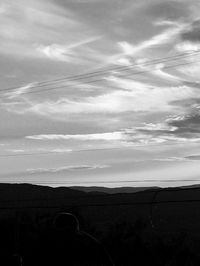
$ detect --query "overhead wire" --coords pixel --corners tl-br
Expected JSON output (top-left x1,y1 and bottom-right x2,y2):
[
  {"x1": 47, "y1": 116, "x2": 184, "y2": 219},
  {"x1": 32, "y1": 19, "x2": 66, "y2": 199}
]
[
  {"x1": 0, "y1": 184, "x2": 200, "y2": 204},
  {"x1": 1, "y1": 52, "x2": 200, "y2": 187},
  {"x1": 0, "y1": 50, "x2": 200, "y2": 95},
  {"x1": 0, "y1": 139, "x2": 199, "y2": 157},
  {"x1": 0, "y1": 58, "x2": 198, "y2": 99},
  {"x1": 0, "y1": 183, "x2": 199, "y2": 215},
  {"x1": 19, "y1": 180, "x2": 200, "y2": 185},
  {"x1": 1, "y1": 180, "x2": 200, "y2": 186},
  {"x1": 22, "y1": 50, "x2": 200, "y2": 87},
  {"x1": 0, "y1": 198, "x2": 200, "y2": 210},
  {"x1": 7, "y1": 58, "x2": 200, "y2": 96}
]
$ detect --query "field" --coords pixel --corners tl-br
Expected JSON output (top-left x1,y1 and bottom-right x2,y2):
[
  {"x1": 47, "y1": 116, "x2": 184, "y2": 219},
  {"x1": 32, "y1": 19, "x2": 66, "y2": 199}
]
[{"x1": 0, "y1": 183, "x2": 200, "y2": 265}]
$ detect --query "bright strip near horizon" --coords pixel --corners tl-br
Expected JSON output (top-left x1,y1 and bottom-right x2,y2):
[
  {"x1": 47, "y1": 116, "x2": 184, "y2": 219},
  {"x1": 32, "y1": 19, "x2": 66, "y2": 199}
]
[{"x1": 1, "y1": 0, "x2": 200, "y2": 187}]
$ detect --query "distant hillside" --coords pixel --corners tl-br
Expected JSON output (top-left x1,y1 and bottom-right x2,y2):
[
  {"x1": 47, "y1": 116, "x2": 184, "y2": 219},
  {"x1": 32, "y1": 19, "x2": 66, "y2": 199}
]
[
  {"x1": 1, "y1": 183, "x2": 200, "y2": 235},
  {"x1": 70, "y1": 186, "x2": 158, "y2": 194},
  {"x1": 0, "y1": 183, "x2": 85, "y2": 200},
  {"x1": 0, "y1": 184, "x2": 160, "y2": 205}
]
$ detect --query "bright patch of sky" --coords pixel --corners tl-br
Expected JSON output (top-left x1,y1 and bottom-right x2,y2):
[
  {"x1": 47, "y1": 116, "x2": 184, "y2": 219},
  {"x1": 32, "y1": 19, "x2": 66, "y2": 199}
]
[{"x1": 1, "y1": 0, "x2": 200, "y2": 187}]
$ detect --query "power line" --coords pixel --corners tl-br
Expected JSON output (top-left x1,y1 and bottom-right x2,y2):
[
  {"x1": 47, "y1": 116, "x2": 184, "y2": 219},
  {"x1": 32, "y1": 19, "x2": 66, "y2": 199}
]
[
  {"x1": 1, "y1": 54, "x2": 200, "y2": 187},
  {"x1": 1, "y1": 180, "x2": 200, "y2": 186},
  {"x1": 1, "y1": 198, "x2": 200, "y2": 210},
  {"x1": 0, "y1": 140, "x2": 199, "y2": 157},
  {"x1": 23, "y1": 50, "x2": 200, "y2": 87},
  {"x1": 0, "y1": 183, "x2": 199, "y2": 208},
  {"x1": 0, "y1": 50, "x2": 199, "y2": 96},
  {"x1": 1, "y1": 50, "x2": 197, "y2": 92},
  {"x1": 0, "y1": 151, "x2": 71, "y2": 157},
  {"x1": 0, "y1": 184, "x2": 198, "y2": 203},
  {"x1": 6, "y1": 58, "x2": 200, "y2": 97},
  {"x1": 24, "y1": 180, "x2": 200, "y2": 184},
  {"x1": 0, "y1": 59, "x2": 196, "y2": 99}
]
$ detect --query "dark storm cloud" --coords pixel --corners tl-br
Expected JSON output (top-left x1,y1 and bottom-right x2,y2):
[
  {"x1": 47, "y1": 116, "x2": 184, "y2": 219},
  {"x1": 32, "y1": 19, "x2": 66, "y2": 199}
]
[
  {"x1": 169, "y1": 98, "x2": 200, "y2": 108},
  {"x1": 134, "y1": 128, "x2": 175, "y2": 136},
  {"x1": 129, "y1": 112, "x2": 200, "y2": 143},
  {"x1": 183, "y1": 81, "x2": 200, "y2": 90},
  {"x1": 168, "y1": 113, "x2": 200, "y2": 131},
  {"x1": 181, "y1": 20, "x2": 200, "y2": 42},
  {"x1": 185, "y1": 155, "x2": 200, "y2": 160},
  {"x1": 146, "y1": 1, "x2": 189, "y2": 21}
]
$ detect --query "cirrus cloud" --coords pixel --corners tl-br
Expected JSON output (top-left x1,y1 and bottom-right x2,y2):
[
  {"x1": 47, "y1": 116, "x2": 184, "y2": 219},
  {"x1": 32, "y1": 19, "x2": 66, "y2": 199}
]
[
  {"x1": 27, "y1": 164, "x2": 110, "y2": 174},
  {"x1": 26, "y1": 132, "x2": 124, "y2": 141}
]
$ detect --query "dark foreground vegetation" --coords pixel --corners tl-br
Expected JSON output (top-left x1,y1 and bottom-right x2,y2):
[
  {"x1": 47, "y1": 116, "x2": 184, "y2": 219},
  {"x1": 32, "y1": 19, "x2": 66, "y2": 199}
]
[{"x1": 1, "y1": 183, "x2": 200, "y2": 265}]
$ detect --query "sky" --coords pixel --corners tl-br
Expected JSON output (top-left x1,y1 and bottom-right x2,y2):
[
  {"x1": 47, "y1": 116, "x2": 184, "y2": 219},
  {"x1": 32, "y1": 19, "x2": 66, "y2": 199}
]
[{"x1": 1, "y1": 0, "x2": 200, "y2": 187}]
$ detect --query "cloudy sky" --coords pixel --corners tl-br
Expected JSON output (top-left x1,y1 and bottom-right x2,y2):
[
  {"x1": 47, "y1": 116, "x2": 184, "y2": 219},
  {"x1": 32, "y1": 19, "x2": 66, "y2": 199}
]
[{"x1": 1, "y1": 0, "x2": 200, "y2": 187}]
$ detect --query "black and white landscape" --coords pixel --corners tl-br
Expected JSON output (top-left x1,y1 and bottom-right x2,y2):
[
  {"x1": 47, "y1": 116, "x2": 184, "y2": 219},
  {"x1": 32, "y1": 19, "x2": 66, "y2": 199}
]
[{"x1": 1, "y1": 0, "x2": 200, "y2": 265}]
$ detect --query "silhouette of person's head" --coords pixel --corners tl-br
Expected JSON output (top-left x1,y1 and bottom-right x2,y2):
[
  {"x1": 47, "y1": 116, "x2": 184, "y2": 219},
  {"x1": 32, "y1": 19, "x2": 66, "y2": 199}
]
[{"x1": 53, "y1": 212, "x2": 79, "y2": 233}]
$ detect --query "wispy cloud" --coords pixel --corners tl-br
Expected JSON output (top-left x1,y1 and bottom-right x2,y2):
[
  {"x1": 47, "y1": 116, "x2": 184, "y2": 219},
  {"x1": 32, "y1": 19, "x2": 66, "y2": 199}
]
[
  {"x1": 154, "y1": 20, "x2": 181, "y2": 27},
  {"x1": 2, "y1": 0, "x2": 200, "y2": 187},
  {"x1": 135, "y1": 122, "x2": 177, "y2": 132},
  {"x1": 27, "y1": 164, "x2": 110, "y2": 174},
  {"x1": 8, "y1": 81, "x2": 196, "y2": 117},
  {"x1": 6, "y1": 149, "x2": 25, "y2": 153},
  {"x1": 5, "y1": 83, "x2": 35, "y2": 99},
  {"x1": 151, "y1": 157, "x2": 186, "y2": 162},
  {"x1": 127, "y1": 111, "x2": 200, "y2": 145},
  {"x1": 134, "y1": 60, "x2": 183, "y2": 83},
  {"x1": 167, "y1": 112, "x2": 200, "y2": 137},
  {"x1": 26, "y1": 132, "x2": 124, "y2": 141},
  {"x1": 4, "y1": 148, "x2": 72, "y2": 154},
  {"x1": 118, "y1": 23, "x2": 185, "y2": 56},
  {"x1": 0, "y1": 0, "x2": 101, "y2": 64},
  {"x1": 176, "y1": 42, "x2": 200, "y2": 52},
  {"x1": 25, "y1": 113, "x2": 200, "y2": 147},
  {"x1": 181, "y1": 20, "x2": 200, "y2": 43},
  {"x1": 37, "y1": 36, "x2": 101, "y2": 62},
  {"x1": 185, "y1": 155, "x2": 200, "y2": 160},
  {"x1": 37, "y1": 44, "x2": 72, "y2": 62}
]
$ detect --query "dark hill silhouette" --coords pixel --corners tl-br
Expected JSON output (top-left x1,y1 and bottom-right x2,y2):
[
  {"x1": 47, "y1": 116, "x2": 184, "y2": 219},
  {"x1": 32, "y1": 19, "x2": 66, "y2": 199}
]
[
  {"x1": 1, "y1": 183, "x2": 200, "y2": 236},
  {"x1": 0, "y1": 183, "x2": 85, "y2": 200},
  {"x1": 0, "y1": 183, "x2": 158, "y2": 210},
  {"x1": 71, "y1": 186, "x2": 158, "y2": 194},
  {"x1": 1, "y1": 183, "x2": 200, "y2": 266}
]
